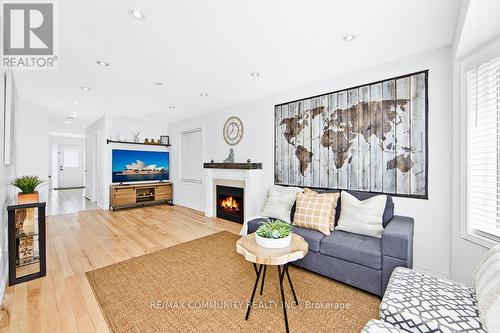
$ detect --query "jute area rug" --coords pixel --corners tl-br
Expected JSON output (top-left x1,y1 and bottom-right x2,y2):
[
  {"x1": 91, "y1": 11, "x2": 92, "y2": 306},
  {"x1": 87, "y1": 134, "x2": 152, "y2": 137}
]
[{"x1": 86, "y1": 231, "x2": 379, "y2": 333}]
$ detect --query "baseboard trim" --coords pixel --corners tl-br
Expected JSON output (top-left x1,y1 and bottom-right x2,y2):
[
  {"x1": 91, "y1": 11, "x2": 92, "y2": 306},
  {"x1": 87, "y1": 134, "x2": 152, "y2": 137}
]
[
  {"x1": 173, "y1": 201, "x2": 204, "y2": 213},
  {"x1": 413, "y1": 264, "x2": 450, "y2": 280},
  {"x1": 0, "y1": 264, "x2": 8, "y2": 306}
]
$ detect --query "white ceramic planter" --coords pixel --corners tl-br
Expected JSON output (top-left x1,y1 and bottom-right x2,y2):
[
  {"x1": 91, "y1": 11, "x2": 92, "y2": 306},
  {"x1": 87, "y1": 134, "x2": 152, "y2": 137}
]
[{"x1": 255, "y1": 234, "x2": 292, "y2": 249}]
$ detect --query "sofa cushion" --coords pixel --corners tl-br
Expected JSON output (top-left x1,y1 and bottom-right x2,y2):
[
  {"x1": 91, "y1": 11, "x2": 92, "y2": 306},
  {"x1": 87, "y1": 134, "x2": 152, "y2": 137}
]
[
  {"x1": 320, "y1": 231, "x2": 382, "y2": 269},
  {"x1": 259, "y1": 185, "x2": 303, "y2": 223},
  {"x1": 336, "y1": 191, "x2": 387, "y2": 238},
  {"x1": 291, "y1": 189, "x2": 394, "y2": 227},
  {"x1": 292, "y1": 189, "x2": 339, "y2": 235},
  {"x1": 292, "y1": 226, "x2": 325, "y2": 253},
  {"x1": 381, "y1": 267, "x2": 486, "y2": 333}
]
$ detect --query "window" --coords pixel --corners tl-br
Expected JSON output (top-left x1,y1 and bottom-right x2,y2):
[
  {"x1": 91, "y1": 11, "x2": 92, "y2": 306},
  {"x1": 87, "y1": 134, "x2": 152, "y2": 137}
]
[
  {"x1": 464, "y1": 52, "x2": 500, "y2": 244},
  {"x1": 63, "y1": 148, "x2": 79, "y2": 168},
  {"x1": 180, "y1": 128, "x2": 203, "y2": 184}
]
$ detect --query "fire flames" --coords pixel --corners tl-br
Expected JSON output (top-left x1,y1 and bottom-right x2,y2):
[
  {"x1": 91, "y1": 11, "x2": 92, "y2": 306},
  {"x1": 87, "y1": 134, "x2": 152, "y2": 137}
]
[{"x1": 220, "y1": 196, "x2": 239, "y2": 212}]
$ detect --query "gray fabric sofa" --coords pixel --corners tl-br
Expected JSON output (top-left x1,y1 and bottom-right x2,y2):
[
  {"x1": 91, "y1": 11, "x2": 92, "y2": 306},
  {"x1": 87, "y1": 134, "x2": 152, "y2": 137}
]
[{"x1": 246, "y1": 190, "x2": 414, "y2": 297}]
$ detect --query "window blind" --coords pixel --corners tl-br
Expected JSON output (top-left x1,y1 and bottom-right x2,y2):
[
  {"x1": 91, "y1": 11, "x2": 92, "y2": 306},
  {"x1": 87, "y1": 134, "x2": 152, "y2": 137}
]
[
  {"x1": 467, "y1": 55, "x2": 500, "y2": 239},
  {"x1": 180, "y1": 129, "x2": 203, "y2": 184}
]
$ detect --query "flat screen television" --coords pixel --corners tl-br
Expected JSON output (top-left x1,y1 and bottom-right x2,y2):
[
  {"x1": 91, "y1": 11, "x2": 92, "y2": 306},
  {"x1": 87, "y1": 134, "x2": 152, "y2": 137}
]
[{"x1": 112, "y1": 149, "x2": 169, "y2": 183}]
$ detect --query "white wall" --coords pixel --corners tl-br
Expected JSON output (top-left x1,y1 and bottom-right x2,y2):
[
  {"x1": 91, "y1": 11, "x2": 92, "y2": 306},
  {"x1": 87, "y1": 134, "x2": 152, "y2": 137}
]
[
  {"x1": 85, "y1": 116, "x2": 169, "y2": 209},
  {"x1": 14, "y1": 101, "x2": 50, "y2": 202},
  {"x1": 0, "y1": 71, "x2": 16, "y2": 305},
  {"x1": 169, "y1": 47, "x2": 454, "y2": 279}
]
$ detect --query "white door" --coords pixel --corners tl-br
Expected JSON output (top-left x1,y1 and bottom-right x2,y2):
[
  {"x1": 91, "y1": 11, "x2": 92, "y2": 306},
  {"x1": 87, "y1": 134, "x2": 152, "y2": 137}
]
[{"x1": 58, "y1": 144, "x2": 84, "y2": 188}]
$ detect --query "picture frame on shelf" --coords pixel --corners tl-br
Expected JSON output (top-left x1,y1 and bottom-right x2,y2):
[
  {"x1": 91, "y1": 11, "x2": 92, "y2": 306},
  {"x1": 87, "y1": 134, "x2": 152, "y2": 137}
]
[{"x1": 160, "y1": 135, "x2": 170, "y2": 145}]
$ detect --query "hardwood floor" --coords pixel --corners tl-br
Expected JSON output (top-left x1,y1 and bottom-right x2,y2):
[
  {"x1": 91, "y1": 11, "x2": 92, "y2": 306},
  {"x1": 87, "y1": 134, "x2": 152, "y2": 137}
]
[
  {"x1": 47, "y1": 189, "x2": 100, "y2": 216},
  {"x1": 0, "y1": 205, "x2": 242, "y2": 332}
]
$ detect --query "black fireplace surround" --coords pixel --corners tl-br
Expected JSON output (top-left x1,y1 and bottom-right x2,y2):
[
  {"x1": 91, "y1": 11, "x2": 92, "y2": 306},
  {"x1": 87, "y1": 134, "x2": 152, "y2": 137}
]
[{"x1": 216, "y1": 185, "x2": 244, "y2": 224}]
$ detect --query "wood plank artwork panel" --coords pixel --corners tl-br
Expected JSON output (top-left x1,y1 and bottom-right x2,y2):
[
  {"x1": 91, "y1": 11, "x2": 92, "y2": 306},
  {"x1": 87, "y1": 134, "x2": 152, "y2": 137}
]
[
  {"x1": 410, "y1": 73, "x2": 426, "y2": 196},
  {"x1": 337, "y1": 90, "x2": 348, "y2": 189},
  {"x1": 382, "y1": 80, "x2": 396, "y2": 194},
  {"x1": 369, "y1": 83, "x2": 383, "y2": 193},
  {"x1": 319, "y1": 95, "x2": 330, "y2": 188},
  {"x1": 396, "y1": 77, "x2": 411, "y2": 194},
  {"x1": 274, "y1": 71, "x2": 428, "y2": 198},
  {"x1": 359, "y1": 85, "x2": 371, "y2": 191},
  {"x1": 347, "y1": 89, "x2": 359, "y2": 190},
  {"x1": 328, "y1": 93, "x2": 338, "y2": 189},
  {"x1": 275, "y1": 105, "x2": 282, "y2": 184}
]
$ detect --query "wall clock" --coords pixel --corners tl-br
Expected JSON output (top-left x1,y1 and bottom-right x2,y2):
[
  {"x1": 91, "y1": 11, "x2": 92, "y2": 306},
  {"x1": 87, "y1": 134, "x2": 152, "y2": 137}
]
[{"x1": 223, "y1": 116, "x2": 243, "y2": 145}]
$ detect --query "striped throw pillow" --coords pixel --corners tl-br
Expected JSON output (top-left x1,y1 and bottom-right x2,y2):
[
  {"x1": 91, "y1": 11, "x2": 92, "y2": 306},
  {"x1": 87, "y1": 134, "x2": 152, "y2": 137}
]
[{"x1": 292, "y1": 189, "x2": 340, "y2": 235}]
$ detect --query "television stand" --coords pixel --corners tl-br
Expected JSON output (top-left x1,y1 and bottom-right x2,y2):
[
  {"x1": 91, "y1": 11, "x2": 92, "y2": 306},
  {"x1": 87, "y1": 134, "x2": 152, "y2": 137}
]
[{"x1": 109, "y1": 182, "x2": 173, "y2": 211}]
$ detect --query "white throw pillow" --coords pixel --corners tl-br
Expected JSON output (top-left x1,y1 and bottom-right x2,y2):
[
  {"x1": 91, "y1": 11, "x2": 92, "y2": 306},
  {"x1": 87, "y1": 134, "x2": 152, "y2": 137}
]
[
  {"x1": 473, "y1": 245, "x2": 500, "y2": 332},
  {"x1": 259, "y1": 185, "x2": 303, "y2": 223},
  {"x1": 336, "y1": 191, "x2": 387, "y2": 238}
]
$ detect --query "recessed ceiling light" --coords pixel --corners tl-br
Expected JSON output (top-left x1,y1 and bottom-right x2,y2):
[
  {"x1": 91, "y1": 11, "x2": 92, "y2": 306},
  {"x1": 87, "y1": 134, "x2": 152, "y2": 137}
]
[
  {"x1": 96, "y1": 60, "x2": 110, "y2": 67},
  {"x1": 81, "y1": 86, "x2": 90, "y2": 91},
  {"x1": 72, "y1": 101, "x2": 77, "y2": 105},
  {"x1": 169, "y1": 105, "x2": 175, "y2": 109},
  {"x1": 342, "y1": 34, "x2": 356, "y2": 42},
  {"x1": 129, "y1": 9, "x2": 145, "y2": 20},
  {"x1": 250, "y1": 72, "x2": 260, "y2": 77},
  {"x1": 153, "y1": 82, "x2": 164, "y2": 86},
  {"x1": 200, "y1": 92, "x2": 208, "y2": 97}
]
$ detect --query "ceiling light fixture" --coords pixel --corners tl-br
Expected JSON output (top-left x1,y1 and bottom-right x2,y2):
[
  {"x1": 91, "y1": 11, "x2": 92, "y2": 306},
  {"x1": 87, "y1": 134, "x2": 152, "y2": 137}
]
[
  {"x1": 153, "y1": 82, "x2": 164, "y2": 86},
  {"x1": 250, "y1": 72, "x2": 260, "y2": 77},
  {"x1": 96, "y1": 60, "x2": 110, "y2": 67},
  {"x1": 169, "y1": 105, "x2": 175, "y2": 109},
  {"x1": 200, "y1": 92, "x2": 208, "y2": 97},
  {"x1": 72, "y1": 101, "x2": 77, "y2": 105},
  {"x1": 342, "y1": 34, "x2": 356, "y2": 42},
  {"x1": 81, "y1": 86, "x2": 90, "y2": 91},
  {"x1": 129, "y1": 9, "x2": 145, "y2": 20}
]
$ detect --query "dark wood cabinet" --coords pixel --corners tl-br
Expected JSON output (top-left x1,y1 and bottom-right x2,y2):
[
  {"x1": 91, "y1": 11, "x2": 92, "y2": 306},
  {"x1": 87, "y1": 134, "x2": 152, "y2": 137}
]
[{"x1": 7, "y1": 202, "x2": 46, "y2": 285}]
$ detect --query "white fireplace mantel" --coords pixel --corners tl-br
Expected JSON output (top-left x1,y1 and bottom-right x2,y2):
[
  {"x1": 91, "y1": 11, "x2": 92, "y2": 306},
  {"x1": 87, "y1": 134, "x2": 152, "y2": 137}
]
[{"x1": 204, "y1": 167, "x2": 263, "y2": 234}]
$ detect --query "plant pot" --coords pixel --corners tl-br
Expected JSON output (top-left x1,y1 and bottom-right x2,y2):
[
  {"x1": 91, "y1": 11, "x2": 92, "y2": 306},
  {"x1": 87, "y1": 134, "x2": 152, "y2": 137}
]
[
  {"x1": 18, "y1": 192, "x2": 39, "y2": 204},
  {"x1": 255, "y1": 234, "x2": 291, "y2": 249}
]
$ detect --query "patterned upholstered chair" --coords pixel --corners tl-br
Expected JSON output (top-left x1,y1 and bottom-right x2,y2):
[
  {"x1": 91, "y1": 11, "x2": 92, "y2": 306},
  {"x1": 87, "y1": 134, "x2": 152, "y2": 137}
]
[{"x1": 363, "y1": 245, "x2": 500, "y2": 333}]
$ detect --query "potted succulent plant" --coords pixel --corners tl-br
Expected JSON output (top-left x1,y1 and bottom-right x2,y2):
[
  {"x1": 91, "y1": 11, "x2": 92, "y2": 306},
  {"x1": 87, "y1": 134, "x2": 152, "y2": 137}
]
[
  {"x1": 255, "y1": 219, "x2": 293, "y2": 249},
  {"x1": 10, "y1": 176, "x2": 45, "y2": 204}
]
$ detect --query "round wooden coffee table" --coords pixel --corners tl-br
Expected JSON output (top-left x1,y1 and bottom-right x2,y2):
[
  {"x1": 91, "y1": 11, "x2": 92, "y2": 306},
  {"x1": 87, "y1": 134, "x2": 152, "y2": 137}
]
[{"x1": 236, "y1": 233, "x2": 308, "y2": 333}]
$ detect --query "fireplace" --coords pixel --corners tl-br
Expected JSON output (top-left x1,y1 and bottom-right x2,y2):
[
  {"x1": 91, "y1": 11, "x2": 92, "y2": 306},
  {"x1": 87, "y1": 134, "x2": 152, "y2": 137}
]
[{"x1": 216, "y1": 185, "x2": 244, "y2": 224}]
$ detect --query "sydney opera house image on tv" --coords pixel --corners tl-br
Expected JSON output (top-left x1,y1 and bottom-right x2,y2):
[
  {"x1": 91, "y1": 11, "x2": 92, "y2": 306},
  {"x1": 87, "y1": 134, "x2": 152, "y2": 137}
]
[{"x1": 112, "y1": 149, "x2": 169, "y2": 183}]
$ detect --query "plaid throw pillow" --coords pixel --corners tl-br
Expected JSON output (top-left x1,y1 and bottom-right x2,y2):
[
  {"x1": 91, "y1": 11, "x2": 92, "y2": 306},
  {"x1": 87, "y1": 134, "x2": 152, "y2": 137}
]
[{"x1": 292, "y1": 189, "x2": 340, "y2": 235}]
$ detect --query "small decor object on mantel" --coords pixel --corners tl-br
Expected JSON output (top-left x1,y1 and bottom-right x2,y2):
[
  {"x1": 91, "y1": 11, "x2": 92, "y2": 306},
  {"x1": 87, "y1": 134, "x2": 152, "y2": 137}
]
[
  {"x1": 247, "y1": 159, "x2": 251, "y2": 163},
  {"x1": 255, "y1": 219, "x2": 293, "y2": 249},
  {"x1": 144, "y1": 138, "x2": 150, "y2": 144},
  {"x1": 223, "y1": 148, "x2": 234, "y2": 163},
  {"x1": 223, "y1": 116, "x2": 243, "y2": 145},
  {"x1": 160, "y1": 135, "x2": 170, "y2": 145},
  {"x1": 10, "y1": 176, "x2": 45, "y2": 204},
  {"x1": 131, "y1": 131, "x2": 140, "y2": 143}
]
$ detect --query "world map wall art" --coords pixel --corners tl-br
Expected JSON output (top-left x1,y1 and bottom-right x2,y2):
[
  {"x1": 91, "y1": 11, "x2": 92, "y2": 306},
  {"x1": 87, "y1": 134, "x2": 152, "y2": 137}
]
[{"x1": 274, "y1": 70, "x2": 428, "y2": 199}]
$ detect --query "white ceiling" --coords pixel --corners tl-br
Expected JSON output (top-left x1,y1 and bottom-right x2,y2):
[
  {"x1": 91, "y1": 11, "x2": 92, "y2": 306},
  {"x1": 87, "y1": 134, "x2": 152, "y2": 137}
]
[
  {"x1": 13, "y1": 0, "x2": 462, "y2": 132},
  {"x1": 454, "y1": 0, "x2": 500, "y2": 59}
]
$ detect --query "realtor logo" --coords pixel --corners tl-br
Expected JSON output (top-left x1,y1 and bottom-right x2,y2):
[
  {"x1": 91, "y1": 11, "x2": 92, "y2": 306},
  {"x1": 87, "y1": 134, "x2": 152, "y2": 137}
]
[{"x1": 1, "y1": 2, "x2": 58, "y2": 69}]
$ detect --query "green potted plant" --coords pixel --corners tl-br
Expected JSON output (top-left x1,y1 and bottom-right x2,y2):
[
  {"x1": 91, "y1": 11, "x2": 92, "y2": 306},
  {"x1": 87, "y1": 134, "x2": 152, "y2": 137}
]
[
  {"x1": 255, "y1": 219, "x2": 293, "y2": 249},
  {"x1": 10, "y1": 176, "x2": 45, "y2": 204}
]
